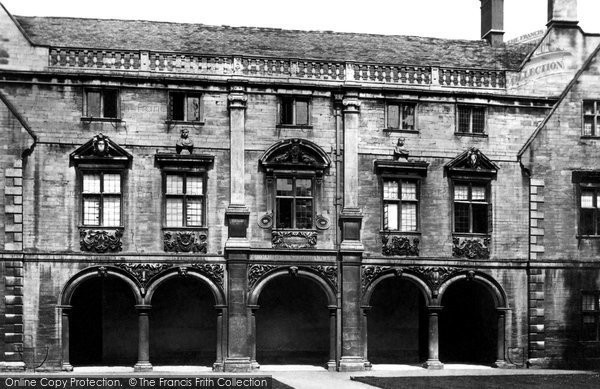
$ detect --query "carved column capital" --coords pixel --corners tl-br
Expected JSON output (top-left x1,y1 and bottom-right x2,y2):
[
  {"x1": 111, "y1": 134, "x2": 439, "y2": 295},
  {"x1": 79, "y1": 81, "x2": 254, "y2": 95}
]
[
  {"x1": 342, "y1": 97, "x2": 361, "y2": 114},
  {"x1": 228, "y1": 84, "x2": 248, "y2": 110},
  {"x1": 135, "y1": 304, "x2": 152, "y2": 313}
]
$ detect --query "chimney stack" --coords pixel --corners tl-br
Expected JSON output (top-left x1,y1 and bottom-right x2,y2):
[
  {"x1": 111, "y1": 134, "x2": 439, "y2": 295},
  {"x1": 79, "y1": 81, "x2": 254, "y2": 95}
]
[
  {"x1": 480, "y1": 0, "x2": 504, "y2": 46},
  {"x1": 547, "y1": 0, "x2": 578, "y2": 27}
]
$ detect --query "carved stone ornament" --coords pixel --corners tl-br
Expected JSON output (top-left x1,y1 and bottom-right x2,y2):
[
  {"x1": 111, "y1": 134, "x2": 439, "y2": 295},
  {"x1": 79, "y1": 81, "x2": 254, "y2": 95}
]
[
  {"x1": 310, "y1": 265, "x2": 337, "y2": 290},
  {"x1": 272, "y1": 140, "x2": 318, "y2": 165},
  {"x1": 115, "y1": 263, "x2": 173, "y2": 287},
  {"x1": 381, "y1": 234, "x2": 419, "y2": 256},
  {"x1": 452, "y1": 236, "x2": 491, "y2": 259},
  {"x1": 176, "y1": 128, "x2": 194, "y2": 155},
  {"x1": 315, "y1": 214, "x2": 331, "y2": 230},
  {"x1": 191, "y1": 263, "x2": 225, "y2": 287},
  {"x1": 92, "y1": 133, "x2": 110, "y2": 157},
  {"x1": 405, "y1": 266, "x2": 464, "y2": 295},
  {"x1": 445, "y1": 147, "x2": 499, "y2": 177},
  {"x1": 361, "y1": 266, "x2": 402, "y2": 292},
  {"x1": 163, "y1": 231, "x2": 207, "y2": 253},
  {"x1": 80, "y1": 228, "x2": 123, "y2": 253},
  {"x1": 394, "y1": 138, "x2": 409, "y2": 162},
  {"x1": 257, "y1": 212, "x2": 273, "y2": 229},
  {"x1": 248, "y1": 264, "x2": 279, "y2": 289},
  {"x1": 272, "y1": 231, "x2": 317, "y2": 249},
  {"x1": 70, "y1": 133, "x2": 132, "y2": 167},
  {"x1": 259, "y1": 138, "x2": 331, "y2": 172}
]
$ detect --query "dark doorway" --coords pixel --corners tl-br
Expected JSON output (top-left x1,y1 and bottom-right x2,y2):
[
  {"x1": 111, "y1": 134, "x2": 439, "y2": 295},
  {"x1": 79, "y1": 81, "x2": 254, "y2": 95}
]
[
  {"x1": 256, "y1": 276, "x2": 329, "y2": 365},
  {"x1": 440, "y1": 280, "x2": 497, "y2": 364},
  {"x1": 149, "y1": 277, "x2": 216, "y2": 366},
  {"x1": 70, "y1": 277, "x2": 137, "y2": 366},
  {"x1": 368, "y1": 277, "x2": 428, "y2": 364}
]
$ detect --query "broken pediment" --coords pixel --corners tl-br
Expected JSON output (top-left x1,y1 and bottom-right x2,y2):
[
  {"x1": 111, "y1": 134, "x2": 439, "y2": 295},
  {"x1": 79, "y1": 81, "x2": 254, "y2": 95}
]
[
  {"x1": 445, "y1": 147, "x2": 499, "y2": 178},
  {"x1": 260, "y1": 138, "x2": 330, "y2": 174},
  {"x1": 70, "y1": 133, "x2": 132, "y2": 167}
]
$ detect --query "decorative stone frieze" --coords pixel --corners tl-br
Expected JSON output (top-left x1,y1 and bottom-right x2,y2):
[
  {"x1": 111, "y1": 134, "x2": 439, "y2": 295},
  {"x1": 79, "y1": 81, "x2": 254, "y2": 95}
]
[
  {"x1": 163, "y1": 230, "x2": 207, "y2": 253},
  {"x1": 452, "y1": 236, "x2": 491, "y2": 259},
  {"x1": 79, "y1": 228, "x2": 123, "y2": 253},
  {"x1": 115, "y1": 263, "x2": 173, "y2": 286},
  {"x1": 381, "y1": 234, "x2": 419, "y2": 256},
  {"x1": 272, "y1": 231, "x2": 317, "y2": 249},
  {"x1": 361, "y1": 265, "x2": 467, "y2": 296},
  {"x1": 248, "y1": 264, "x2": 279, "y2": 289},
  {"x1": 310, "y1": 265, "x2": 337, "y2": 290},
  {"x1": 191, "y1": 263, "x2": 225, "y2": 287}
]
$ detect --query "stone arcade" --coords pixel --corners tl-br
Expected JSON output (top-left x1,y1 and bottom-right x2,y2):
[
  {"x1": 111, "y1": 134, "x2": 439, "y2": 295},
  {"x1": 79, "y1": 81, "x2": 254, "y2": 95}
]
[{"x1": 1, "y1": 0, "x2": 600, "y2": 372}]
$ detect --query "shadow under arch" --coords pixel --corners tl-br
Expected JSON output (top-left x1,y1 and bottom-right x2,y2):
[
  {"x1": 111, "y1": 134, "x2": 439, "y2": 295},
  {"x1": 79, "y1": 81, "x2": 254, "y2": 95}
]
[
  {"x1": 144, "y1": 267, "x2": 226, "y2": 307},
  {"x1": 361, "y1": 271, "x2": 433, "y2": 307},
  {"x1": 437, "y1": 271, "x2": 508, "y2": 308}
]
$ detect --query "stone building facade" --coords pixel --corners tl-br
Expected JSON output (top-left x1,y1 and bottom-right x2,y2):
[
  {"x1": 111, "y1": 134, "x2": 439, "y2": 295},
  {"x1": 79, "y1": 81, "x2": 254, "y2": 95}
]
[{"x1": 0, "y1": 0, "x2": 599, "y2": 372}]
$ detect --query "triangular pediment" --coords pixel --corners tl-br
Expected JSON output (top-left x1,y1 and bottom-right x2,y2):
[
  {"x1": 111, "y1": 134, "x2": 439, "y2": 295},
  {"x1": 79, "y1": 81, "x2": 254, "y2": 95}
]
[
  {"x1": 70, "y1": 133, "x2": 132, "y2": 167},
  {"x1": 445, "y1": 148, "x2": 498, "y2": 178},
  {"x1": 260, "y1": 138, "x2": 330, "y2": 173}
]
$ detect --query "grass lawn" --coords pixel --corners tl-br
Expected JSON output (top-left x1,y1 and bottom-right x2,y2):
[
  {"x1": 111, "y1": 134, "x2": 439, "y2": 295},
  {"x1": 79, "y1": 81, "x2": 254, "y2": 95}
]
[{"x1": 352, "y1": 374, "x2": 600, "y2": 389}]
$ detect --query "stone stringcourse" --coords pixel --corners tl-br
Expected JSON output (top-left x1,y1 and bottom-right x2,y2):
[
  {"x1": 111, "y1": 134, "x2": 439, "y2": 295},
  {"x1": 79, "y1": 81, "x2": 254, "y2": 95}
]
[
  {"x1": 272, "y1": 231, "x2": 317, "y2": 249},
  {"x1": 191, "y1": 263, "x2": 225, "y2": 287},
  {"x1": 381, "y1": 234, "x2": 420, "y2": 256},
  {"x1": 79, "y1": 228, "x2": 123, "y2": 253},
  {"x1": 452, "y1": 236, "x2": 491, "y2": 259},
  {"x1": 163, "y1": 231, "x2": 208, "y2": 253}
]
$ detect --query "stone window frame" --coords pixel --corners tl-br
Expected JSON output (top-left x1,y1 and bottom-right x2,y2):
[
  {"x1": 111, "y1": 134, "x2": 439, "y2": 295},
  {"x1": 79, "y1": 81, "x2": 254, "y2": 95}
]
[
  {"x1": 82, "y1": 88, "x2": 121, "y2": 122},
  {"x1": 577, "y1": 182, "x2": 600, "y2": 237},
  {"x1": 384, "y1": 100, "x2": 418, "y2": 133},
  {"x1": 582, "y1": 100, "x2": 600, "y2": 137},
  {"x1": 162, "y1": 170, "x2": 207, "y2": 228},
  {"x1": 451, "y1": 179, "x2": 492, "y2": 235},
  {"x1": 276, "y1": 95, "x2": 312, "y2": 128},
  {"x1": 166, "y1": 91, "x2": 205, "y2": 125},
  {"x1": 380, "y1": 175, "x2": 421, "y2": 233},
  {"x1": 455, "y1": 104, "x2": 487, "y2": 137},
  {"x1": 79, "y1": 169, "x2": 124, "y2": 228},
  {"x1": 272, "y1": 173, "x2": 316, "y2": 230},
  {"x1": 581, "y1": 291, "x2": 600, "y2": 342},
  {"x1": 572, "y1": 172, "x2": 600, "y2": 239}
]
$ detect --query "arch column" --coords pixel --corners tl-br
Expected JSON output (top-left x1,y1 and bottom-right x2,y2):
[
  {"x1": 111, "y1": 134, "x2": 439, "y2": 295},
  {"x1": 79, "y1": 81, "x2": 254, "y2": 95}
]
[
  {"x1": 360, "y1": 305, "x2": 371, "y2": 370},
  {"x1": 133, "y1": 304, "x2": 152, "y2": 372},
  {"x1": 493, "y1": 307, "x2": 510, "y2": 368},
  {"x1": 248, "y1": 305, "x2": 260, "y2": 370},
  {"x1": 58, "y1": 305, "x2": 73, "y2": 372},
  {"x1": 327, "y1": 305, "x2": 338, "y2": 371},
  {"x1": 214, "y1": 305, "x2": 227, "y2": 371},
  {"x1": 423, "y1": 305, "x2": 444, "y2": 370}
]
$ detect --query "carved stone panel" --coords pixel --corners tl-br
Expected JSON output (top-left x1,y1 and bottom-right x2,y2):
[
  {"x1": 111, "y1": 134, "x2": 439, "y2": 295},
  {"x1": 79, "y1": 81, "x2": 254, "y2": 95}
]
[
  {"x1": 80, "y1": 228, "x2": 123, "y2": 253},
  {"x1": 310, "y1": 265, "x2": 337, "y2": 290},
  {"x1": 163, "y1": 230, "x2": 207, "y2": 253},
  {"x1": 115, "y1": 263, "x2": 173, "y2": 291},
  {"x1": 191, "y1": 263, "x2": 225, "y2": 287},
  {"x1": 248, "y1": 264, "x2": 279, "y2": 289},
  {"x1": 381, "y1": 234, "x2": 419, "y2": 256},
  {"x1": 452, "y1": 236, "x2": 491, "y2": 259},
  {"x1": 272, "y1": 231, "x2": 317, "y2": 249}
]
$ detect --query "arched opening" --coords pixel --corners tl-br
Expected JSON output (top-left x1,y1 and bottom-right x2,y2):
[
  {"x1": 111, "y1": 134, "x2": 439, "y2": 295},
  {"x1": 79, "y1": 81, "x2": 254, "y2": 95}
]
[
  {"x1": 440, "y1": 279, "x2": 497, "y2": 364},
  {"x1": 70, "y1": 276, "x2": 137, "y2": 366},
  {"x1": 368, "y1": 277, "x2": 428, "y2": 364},
  {"x1": 149, "y1": 277, "x2": 217, "y2": 366},
  {"x1": 256, "y1": 275, "x2": 330, "y2": 365}
]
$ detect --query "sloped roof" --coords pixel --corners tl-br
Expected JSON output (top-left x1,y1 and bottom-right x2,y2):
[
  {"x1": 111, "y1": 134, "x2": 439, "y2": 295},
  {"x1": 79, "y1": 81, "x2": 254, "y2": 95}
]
[{"x1": 14, "y1": 16, "x2": 534, "y2": 70}]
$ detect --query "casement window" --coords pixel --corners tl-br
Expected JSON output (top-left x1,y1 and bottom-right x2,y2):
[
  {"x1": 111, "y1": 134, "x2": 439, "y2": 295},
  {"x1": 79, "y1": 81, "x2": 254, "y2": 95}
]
[
  {"x1": 275, "y1": 177, "x2": 314, "y2": 229},
  {"x1": 583, "y1": 100, "x2": 600, "y2": 137},
  {"x1": 382, "y1": 179, "x2": 419, "y2": 231},
  {"x1": 279, "y1": 96, "x2": 310, "y2": 126},
  {"x1": 164, "y1": 173, "x2": 205, "y2": 227},
  {"x1": 579, "y1": 184, "x2": 600, "y2": 236},
  {"x1": 453, "y1": 182, "x2": 490, "y2": 234},
  {"x1": 386, "y1": 102, "x2": 416, "y2": 131},
  {"x1": 81, "y1": 172, "x2": 122, "y2": 227},
  {"x1": 84, "y1": 89, "x2": 119, "y2": 119},
  {"x1": 582, "y1": 292, "x2": 600, "y2": 341},
  {"x1": 457, "y1": 105, "x2": 486, "y2": 134},
  {"x1": 168, "y1": 92, "x2": 203, "y2": 122}
]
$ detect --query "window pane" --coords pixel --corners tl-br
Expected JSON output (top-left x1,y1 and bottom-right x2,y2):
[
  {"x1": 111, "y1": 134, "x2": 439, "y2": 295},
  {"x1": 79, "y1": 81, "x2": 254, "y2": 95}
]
[
  {"x1": 281, "y1": 98, "x2": 294, "y2": 124},
  {"x1": 295, "y1": 199, "x2": 313, "y2": 229},
  {"x1": 387, "y1": 105, "x2": 400, "y2": 129},
  {"x1": 401, "y1": 203, "x2": 417, "y2": 231},
  {"x1": 584, "y1": 117, "x2": 594, "y2": 136},
  {"x1": 83, "y1": 197, "x2": 100, "y2": 226},
  {"x1": 454, "y1": 203, "x2": 469, "y2": 232},
  {"x1": 582, "y1": 294, "x2": 596, "y2": 310},
  {"x1": 581, "y1": 209, "x2": 595, "y2": 235},
  {"x1": 472, "y1": 107, "x2": 485, "y2": 133},
  {"x1": 166, "y1": 175, "x2": 184, "y2": 194},
  {"x1": 581, "y1": 191, "x2": 594, "y2": 208},
  {"x1": 187, "y1": 95, "x2": 202, "y2": 122},
  {"x1": 276, "y1": 198, "x2": 293, "y2": 228},
  {"x1": 166, "y1": 198, "x2": 183, "y2": 227},
  {"x1": 296, "y1": 100, "x2": 309, "y2": 125},
  {"x1": 383, "y1": 180, "x2": 399, "y2": 200},
  {"x1": 276, "y1": 178, "x2": 293, "y2": 196},
  {"x1": 402, "y1": 104, "x2": 415, "y2": 130},
  {"x1": 186, "y1": 176, "x2": 203, "y2": 195},
  {"x1": 103, "y1": 90, "x2": 118, "y2": 118},
  {"x1": 186, "y1": 197, "x2": 203, "y2": 226},
  {"x1": 458, "y1": 107, "x2": 470, "y2": 132},
  {"x1": 472, "y1": 185, "x2": 486, "y2": 201},
  {"x1": 472, "y1": 203, "x2": 489, "y2": 233},
  {"x1": 454, "y1": 185, "x2": 469, "y2": 201},
  {"x1": 103, "y1": 196, "x2": 121, "y2": 226},
  {"x1": 103, "y1": 174, "x2": 121, "y2": 194},
  {"x1": 83, "y1": 174, "x2": 101, "y2": 193},
  {"x1": 584, "y1": 101, "x2": 595, "y2": 115},
  {"x1": 401, "y1": 181, "x2": 417, "y2": 201},
  {"x1": 384, "y1": 202, "x2": 398, "y2": 230},
  {"x1": 87, "y1": 91, "x2": 101, "y2": 117},
  {"x1": 171, "y1": 93, "x2": 185, "y2": 121},
  {"x1": 296, "y1": 179, "x2": 312, "y2": 197}
]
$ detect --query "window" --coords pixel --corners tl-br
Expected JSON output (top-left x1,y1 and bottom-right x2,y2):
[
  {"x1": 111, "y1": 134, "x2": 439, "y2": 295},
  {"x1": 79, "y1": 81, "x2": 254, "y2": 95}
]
[
  {"x1": 85, "y1": 89, "x2": 119, "y2": 119},
  {"x1": 582, "y1": 292, "x2": 600, "y2": 341},
  {"x1": 81, "y1": 172, "x2": 122, "y2": 227},
  {"x1": 453, "y1": 182, "x2": 489, "y2": 234},
  {"x1": 387, "y1": 102, "x2": 416, "y2": 131},
  {"x1": 579, "y1": 184, "x2": 600, "y2": 236},
  {"x1": 164, "y1": 173, "x2": 205, "y2": 227},
  {"x1": 457, "y1": 105, "x2": 485, "y2": 134},
  {"x1": 583, "y1": 100, "x2": 600, "y2": 137},
  {"x1": 168, "y1": 92, "x2": 203, "y2": 122},
  {"x1": 382, "y1": 179, "x2": 419, "y2": 231},
  {"x1": 275, "y1": 177, "x2": 313, "y2": 229},
  {"x1": 279, "y1": 97, "x2": 310, "y2": 126}
]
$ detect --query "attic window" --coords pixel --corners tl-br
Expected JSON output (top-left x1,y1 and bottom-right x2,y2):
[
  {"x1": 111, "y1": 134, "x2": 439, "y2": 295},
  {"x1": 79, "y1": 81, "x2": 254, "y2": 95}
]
[
  {"x1": 278, "y1": 96, "x2": 311, "y2": 127},
  {"x1": 169, "y1": 92, "x2": 204, "y2": 123},
  {"x1": 583, "y1": 101, "x2": 600, "y2": 137},
  {"x1": 386, "y1": 102, "x2": 416, "y2": 131},
  {"x1": 84, "y1": 89, "x2": 119, "y2": 120},
  {"x1": 457, "y1": 105, "x2": 486, "y2": 135}
]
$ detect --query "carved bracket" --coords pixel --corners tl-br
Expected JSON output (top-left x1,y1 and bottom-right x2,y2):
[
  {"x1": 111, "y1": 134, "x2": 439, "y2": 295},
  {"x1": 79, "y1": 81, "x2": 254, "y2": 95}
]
[
  {"x1": 163, "y1": 230, "x2": 207, "y2": 253},
  {"x1": 115, "y1": 263, "x2": 173, "y2": 295},
  {"x1": 272, "y1": 231, "x2": 317, "y2": 249},
  {"x1": 452, "y1": 236, "x2": 490, "y2": 259},
  {"x1": 191, "y1": 263, "x2": 225, "y2": 287},
  {"x1": 381, "y1": 234, "x2": 419, "y2": 256},
  {"x1": 80, "y1": 228, "x2": 123, "y2": 253},
  {"x1": 248, "y1": 264, "x2": 279, "y2": 289}
]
